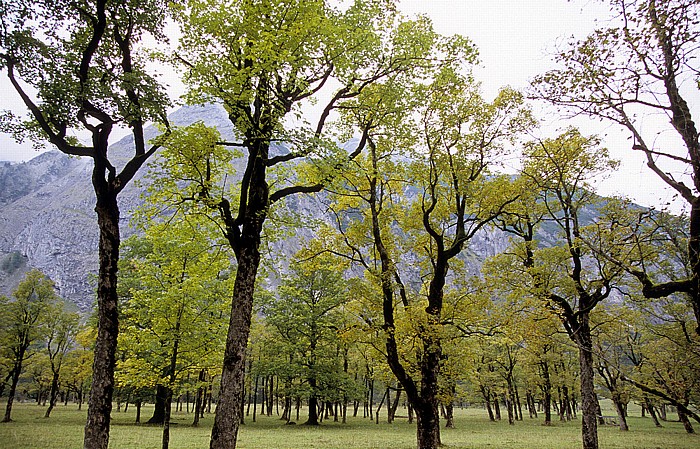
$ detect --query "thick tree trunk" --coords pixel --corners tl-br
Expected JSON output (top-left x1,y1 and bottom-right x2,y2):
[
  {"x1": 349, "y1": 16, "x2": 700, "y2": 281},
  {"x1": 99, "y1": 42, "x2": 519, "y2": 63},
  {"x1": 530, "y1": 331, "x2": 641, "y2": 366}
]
[
  {"x1": 84, "y1": 192, "x2": 120, "y2": 449},
  {"x1": 135, "y1": 400, "x2": 142, "y2": 424},
  {"x1": 209, "y1": 243, "x2": 260, "y2": 449},
  {"x1": 148, "y1": 385, "x2": 169, "y2": 424},
  {"x1": 415, "y1": 400, "x2": 441, "y2": 449},
  {"x1": 576, "y1": 317, "x2": 599, "y2": 449}
]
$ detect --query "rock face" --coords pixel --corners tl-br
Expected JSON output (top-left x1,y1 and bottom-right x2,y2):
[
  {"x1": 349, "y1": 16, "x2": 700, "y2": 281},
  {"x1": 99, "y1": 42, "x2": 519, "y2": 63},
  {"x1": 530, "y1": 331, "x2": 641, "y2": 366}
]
[
  {"x1": 0, "y1": 104, "x2": 236, "y2": 310},
  {"x1": 0, "y1": 104, "x2": 521, "y2": 311}
]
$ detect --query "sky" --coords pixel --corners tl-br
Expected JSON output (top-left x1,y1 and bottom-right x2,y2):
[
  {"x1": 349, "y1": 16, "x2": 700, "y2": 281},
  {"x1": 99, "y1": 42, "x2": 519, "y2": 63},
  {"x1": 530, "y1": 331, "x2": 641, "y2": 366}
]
[{"x1": 0, "y1": 0, "x2": 692, "y2": 213}]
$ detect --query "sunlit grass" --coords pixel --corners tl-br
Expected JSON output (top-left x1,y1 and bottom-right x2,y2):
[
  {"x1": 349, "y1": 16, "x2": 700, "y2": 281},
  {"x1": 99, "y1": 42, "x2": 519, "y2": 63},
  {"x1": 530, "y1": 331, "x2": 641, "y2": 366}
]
[{"x1": 0, "y1": 400, "x2": 697, "y2": 448}]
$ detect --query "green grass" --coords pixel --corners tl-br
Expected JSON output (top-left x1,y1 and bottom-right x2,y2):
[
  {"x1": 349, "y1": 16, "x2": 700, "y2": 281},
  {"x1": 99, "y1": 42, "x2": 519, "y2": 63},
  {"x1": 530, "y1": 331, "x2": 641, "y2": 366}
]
[{"x1": 0, "y1": 401, "x2": 698, "y2": 449}]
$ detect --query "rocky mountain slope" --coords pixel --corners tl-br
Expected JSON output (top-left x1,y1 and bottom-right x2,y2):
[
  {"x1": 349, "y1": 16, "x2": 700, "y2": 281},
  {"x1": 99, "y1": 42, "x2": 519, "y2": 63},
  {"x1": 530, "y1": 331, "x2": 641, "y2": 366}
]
[{"x1": 0, "y1": 104, "x2": 515, "y2": 312}]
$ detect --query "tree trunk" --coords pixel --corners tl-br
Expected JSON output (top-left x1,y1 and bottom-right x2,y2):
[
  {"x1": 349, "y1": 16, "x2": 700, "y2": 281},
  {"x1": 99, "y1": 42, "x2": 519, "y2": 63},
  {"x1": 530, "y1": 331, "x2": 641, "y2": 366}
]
[
  {"x1": 305, "y1": 380, "x2": 320, "y2": 426},
  {"x1": 135, "y1": 400, "x2": 142, "y2": 424},
  {"x1": 268, "y1": 375, "x2": 274, "y2": 417},
  {"x1": 563, "y1": 385, "x2": 573, "y2": 421},
  {"x1": 505, "y1": 392, "x2": 514, "y2": 425},
  {"x1": 493, "y1": 393, "x2": 501, "y2": 421},
  {"x1": 678, "y1": 408, "x2": 695, "y2": 434},
  {"x1": 415, "y1": 400, "x2": 441, "y2": 449},
  {"x1": 644, "y1": 397, "x2": 662, "y2": 427},
  {"x1": 612, "y1": 395, "x2": 629, "y2": 431},
  {"x1": 44, "y1": 371, "x2": 61, "y2": 418},
  {"x1": 162, "y1": 387, "x2": 173, "y2": 449},
  {"x1": 209, "y1": 243, "x2": 260, "y2": 449},
  {"x1": 368, "y1": 378, "x2": 374, "y2": 419},
  {"x1": 444, "y1": 400, "x2": 455, "y2": 429},
  {"x1": 375, "y1": 388, "x2": 387, "y2": 425},
  {"x1": 480, "y1": 386, "x2": 495, "y2": 422},
  {"x1": 389, "y1": 388, "x2": 401, "y2": 424},
  {"x1": 148, "y1": 385, "x2": 168, "y2": 424},
  {"x1": 252, "y1": 375, "x2": 258, "y2": 423},
  {"x1": 193, "y1": 369, "x2": 206, "y2": 427},
  {"x1": 2, "y1": 364, "x2": 22, "y2": 422},
  {"x1": 84, "y1": 191, "x2": 120, "y2": 449},
  {"x1": 576, "y1": 317, "x2": 599, "y2": 449}
]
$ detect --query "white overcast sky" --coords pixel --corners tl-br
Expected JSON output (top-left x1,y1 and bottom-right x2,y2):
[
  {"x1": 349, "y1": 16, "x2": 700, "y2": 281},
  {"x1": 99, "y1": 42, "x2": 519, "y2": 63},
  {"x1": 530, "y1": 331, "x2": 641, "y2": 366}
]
[{"x1": 0, "y1": 0, "x2": 691, "y2": 213}]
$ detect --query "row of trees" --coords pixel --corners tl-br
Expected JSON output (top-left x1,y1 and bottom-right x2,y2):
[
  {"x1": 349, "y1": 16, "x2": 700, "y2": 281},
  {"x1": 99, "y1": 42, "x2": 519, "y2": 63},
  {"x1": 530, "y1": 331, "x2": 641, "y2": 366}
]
[
  {"x1": 0, "y1": 270, "x2": 86, "y2": 422},
  {"x1": 1, "y1": 0, "x2": 697, "y2": 449}
]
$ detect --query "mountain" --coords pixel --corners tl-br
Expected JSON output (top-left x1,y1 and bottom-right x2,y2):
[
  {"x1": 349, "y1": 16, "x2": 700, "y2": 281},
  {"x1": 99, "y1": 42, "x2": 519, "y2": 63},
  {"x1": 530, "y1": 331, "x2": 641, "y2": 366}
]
[
  {"x1": 0, "y1": 104, "x2": 516, "y2": 312},
  {"x1": 0, "y1": 105, "x2": 236, "y2": 310}
]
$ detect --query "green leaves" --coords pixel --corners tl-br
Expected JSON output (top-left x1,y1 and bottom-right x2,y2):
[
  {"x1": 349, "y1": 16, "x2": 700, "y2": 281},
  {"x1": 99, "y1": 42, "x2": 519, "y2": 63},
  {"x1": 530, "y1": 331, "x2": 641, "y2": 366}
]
[{"x1": 117, "y1": 216, "x2": 233, "y2": 390}]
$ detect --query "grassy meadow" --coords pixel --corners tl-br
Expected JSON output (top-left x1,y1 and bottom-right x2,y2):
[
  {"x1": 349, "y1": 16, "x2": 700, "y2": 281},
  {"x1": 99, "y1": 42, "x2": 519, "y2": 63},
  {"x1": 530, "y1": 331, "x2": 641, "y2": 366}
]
[{"x1": 0, "y1": 400, "x2": 698, "y2": 449}]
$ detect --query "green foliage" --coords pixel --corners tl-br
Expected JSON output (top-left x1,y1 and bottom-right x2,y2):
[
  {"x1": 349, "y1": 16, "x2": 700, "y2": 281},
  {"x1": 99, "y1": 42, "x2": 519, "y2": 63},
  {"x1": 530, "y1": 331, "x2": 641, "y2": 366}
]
[
  {"x1": 0, "y1": 269, "x2": 59, "y2": 359},
  {"x1": 255, "y1": 250, "x2": 363, "y2": 411},
  {"x1": 116, "y1": 216, "x2": 232, "y2": 392},
  {"x1": 0, "y1": 0, "x2": 171, "y2": 145},
  {"x1": 0, "y1": 251, "x2": 25, "y2": 274}
]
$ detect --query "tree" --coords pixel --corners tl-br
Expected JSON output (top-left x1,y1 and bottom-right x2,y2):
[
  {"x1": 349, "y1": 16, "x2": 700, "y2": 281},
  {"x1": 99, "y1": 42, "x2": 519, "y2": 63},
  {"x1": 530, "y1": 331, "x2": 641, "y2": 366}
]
[
  {"x1": 0, "y1": 2, "x2": 171, "y2": 447},
  {"x1": 43, "y1": 301, "x2": 80, "y2": 418},
  {"x1": 117, "y1": 217, "x2": 231, "y2": 449},
  {"x1": 0, "y1": 269, "x2": 58, "y2": 422},
  {"x1": 520, "y1": 129, "x2": 624, "y2": 449},
  {"x1": 152, "y1": 2, "x2": 451, "y2": 447},
  {"x1": 327, "y1": 59, "x2": 533, "y2": 445},
  {"x1": 63, "y1": 327, "x2": 95, "y2": 411},
  {"x1": 592, "y1": 305, "x2": 637, "y2": 431},
  {"x1": 258, "y1": 252, "x2": 349, "y2": 426},
  {"x1": 532, "y1": 0, "x2": 700, "y2": 335},
  {"x1": 622, "y1": 290, "x2": 700, "y2": 432}
]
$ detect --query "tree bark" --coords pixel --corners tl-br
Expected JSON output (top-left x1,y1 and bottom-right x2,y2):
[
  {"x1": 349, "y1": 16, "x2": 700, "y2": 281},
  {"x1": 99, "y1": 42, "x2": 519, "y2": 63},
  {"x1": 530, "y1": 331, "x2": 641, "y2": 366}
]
[
  {"x1": 493, "y1": 393, "x2": 501, "y2": 421},
  {"x1": 415, "y1": 400, "x2": 441, "y2": 449},
  {"x1": 84, "y1": 191, "x2": 120, "y2": 449},
  {"x1": 134, "y1": 400, "x2": 141, "y2": 424},
  {"x1": 575, "y1": 315, "x2": 599, "y2": 449},
  {"x1": 209, "y1": 242, "x2": 260, "y2": 448},
  {"x1": 162, "y1": 388, "x2": 174, "y2": 449},
  {"x1": 389, "y1": 388, "x2": 402, "y2": 424}
]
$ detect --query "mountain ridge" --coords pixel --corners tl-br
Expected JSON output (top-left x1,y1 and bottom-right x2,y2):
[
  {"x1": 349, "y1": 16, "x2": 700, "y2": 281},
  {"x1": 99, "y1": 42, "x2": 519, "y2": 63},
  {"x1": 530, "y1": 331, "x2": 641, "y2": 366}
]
[{"x1": 0, "y1": 104, "x2": 518, "y2": 311}]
